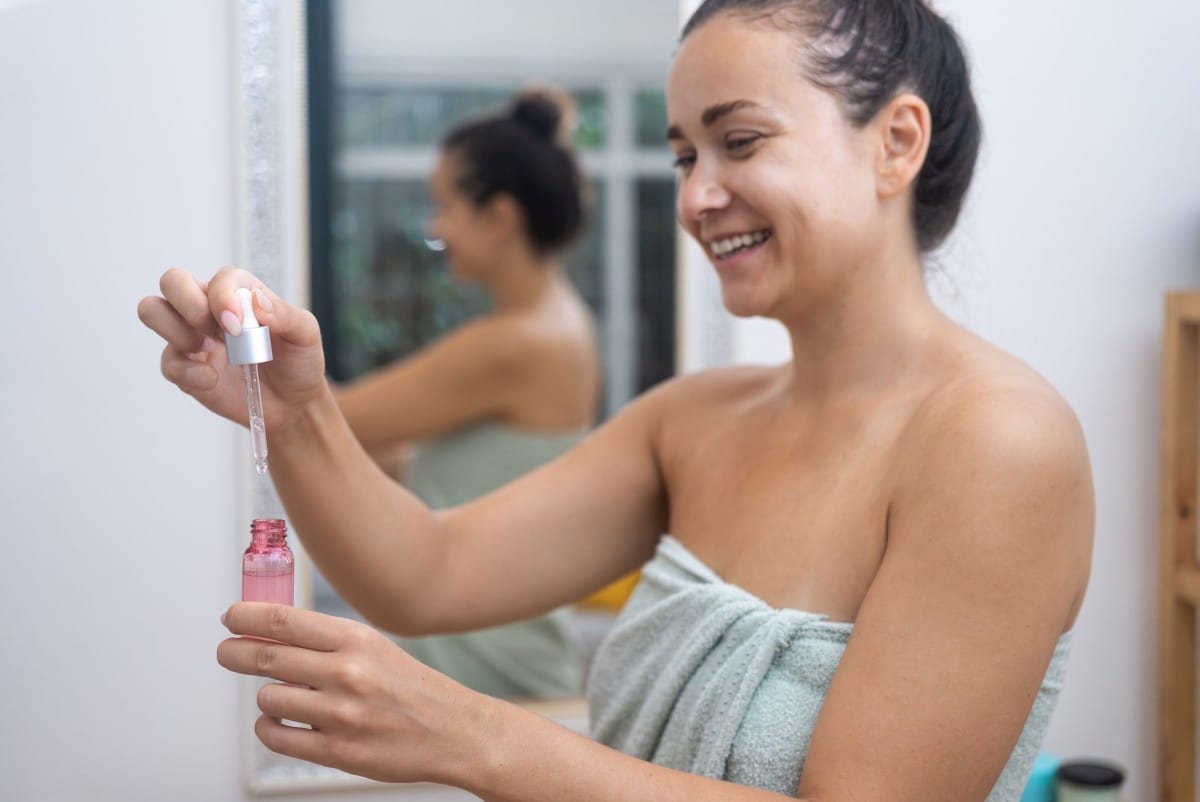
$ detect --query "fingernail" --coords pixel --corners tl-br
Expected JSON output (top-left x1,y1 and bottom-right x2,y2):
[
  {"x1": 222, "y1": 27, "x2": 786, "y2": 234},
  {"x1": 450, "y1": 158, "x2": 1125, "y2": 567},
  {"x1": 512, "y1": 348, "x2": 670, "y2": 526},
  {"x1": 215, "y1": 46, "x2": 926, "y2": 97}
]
[
  {"x1": 186, "y1": 351, "x2": 208, "y2": 363},
  {"x1": 220, "y1": 310, "x2": 241, "y2": 337},
  {"x1": 201, "y1": 336, "x2": 217, "y2": 352},
  {"x1": 254, "y1": 287, "x2": 274, "y2": 313},
  {"x1": 221, "y1": 611, "x2": 227, "y2": 626}
]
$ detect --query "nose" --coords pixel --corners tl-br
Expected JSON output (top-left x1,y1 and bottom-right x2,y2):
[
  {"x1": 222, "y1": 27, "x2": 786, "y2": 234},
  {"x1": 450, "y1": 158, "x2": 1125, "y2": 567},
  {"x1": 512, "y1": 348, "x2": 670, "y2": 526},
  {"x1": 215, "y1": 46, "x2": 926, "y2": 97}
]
[
  {"x1": 676, "y1": 162, "x2": 732, "y2": 229},
  {"x1": 424, "y1": 216, "x2": 448, "y2": 253}
]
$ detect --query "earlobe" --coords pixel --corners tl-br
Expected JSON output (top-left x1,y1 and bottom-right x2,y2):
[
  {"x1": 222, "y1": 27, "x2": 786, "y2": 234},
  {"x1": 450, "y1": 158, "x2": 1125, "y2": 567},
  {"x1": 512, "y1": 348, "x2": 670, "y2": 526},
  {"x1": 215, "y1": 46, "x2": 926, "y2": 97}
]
[{"x1": 877, "y1": 94, "x2": 932, "y2": 199}]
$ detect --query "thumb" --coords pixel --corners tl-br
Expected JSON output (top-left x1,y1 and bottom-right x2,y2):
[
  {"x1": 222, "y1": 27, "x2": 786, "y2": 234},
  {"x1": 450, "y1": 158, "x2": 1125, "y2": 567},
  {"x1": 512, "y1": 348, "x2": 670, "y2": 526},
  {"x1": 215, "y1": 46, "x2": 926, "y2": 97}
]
[
  {"x1": 208, "y1": 268, "x2": 320, "y2": 350},
  {"x1": 248, "y1": 284, "x2": 321, "y2": 350}
]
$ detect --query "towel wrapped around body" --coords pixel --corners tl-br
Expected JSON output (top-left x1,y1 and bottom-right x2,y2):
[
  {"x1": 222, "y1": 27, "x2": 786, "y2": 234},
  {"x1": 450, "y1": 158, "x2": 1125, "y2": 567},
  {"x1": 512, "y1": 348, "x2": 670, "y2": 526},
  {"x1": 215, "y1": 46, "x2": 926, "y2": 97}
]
[{"x1": 587, "y1": 535, "x2": 1072, "y2": 801}]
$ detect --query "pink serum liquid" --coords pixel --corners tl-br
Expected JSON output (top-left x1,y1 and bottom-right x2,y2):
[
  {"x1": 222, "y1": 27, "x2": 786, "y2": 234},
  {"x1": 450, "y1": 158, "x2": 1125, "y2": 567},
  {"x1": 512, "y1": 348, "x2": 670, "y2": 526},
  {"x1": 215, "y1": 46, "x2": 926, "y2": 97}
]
[{"x1": 242, "y1": 518, "x2": 294, "y2": 605}]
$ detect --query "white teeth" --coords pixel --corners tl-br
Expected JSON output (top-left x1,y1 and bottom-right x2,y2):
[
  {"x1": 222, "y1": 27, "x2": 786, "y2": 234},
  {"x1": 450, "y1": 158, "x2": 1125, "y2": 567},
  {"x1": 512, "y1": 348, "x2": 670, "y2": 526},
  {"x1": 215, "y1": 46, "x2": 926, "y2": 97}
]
[{"x1": 709, "y1": 230, "x2": 771, "y2": 257}]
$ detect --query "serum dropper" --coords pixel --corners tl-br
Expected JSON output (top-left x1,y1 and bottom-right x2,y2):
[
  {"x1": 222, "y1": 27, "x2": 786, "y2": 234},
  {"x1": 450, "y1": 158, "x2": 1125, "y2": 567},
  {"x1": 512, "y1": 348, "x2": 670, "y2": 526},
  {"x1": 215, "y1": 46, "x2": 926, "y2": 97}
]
[{"x1": 224, "y1": 287, "x2": 273, "y2": 475}]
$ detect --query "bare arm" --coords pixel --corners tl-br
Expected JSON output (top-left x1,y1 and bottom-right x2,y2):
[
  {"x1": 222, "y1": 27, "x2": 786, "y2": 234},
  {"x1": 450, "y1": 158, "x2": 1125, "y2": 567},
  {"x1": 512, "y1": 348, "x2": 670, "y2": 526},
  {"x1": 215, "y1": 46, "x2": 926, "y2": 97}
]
[
  {"x1": 270, "y1": 372, "x2": 669, "y2": 636},
  {"x1": 141, "y1": 268, "x2": 666, "y2": 637},
  {"x1": 793, "y1": 384, "x2": 1093, "y2": 801},
  {"x1": 334, "y1": 317, "x2": 537, "y2": 452}
]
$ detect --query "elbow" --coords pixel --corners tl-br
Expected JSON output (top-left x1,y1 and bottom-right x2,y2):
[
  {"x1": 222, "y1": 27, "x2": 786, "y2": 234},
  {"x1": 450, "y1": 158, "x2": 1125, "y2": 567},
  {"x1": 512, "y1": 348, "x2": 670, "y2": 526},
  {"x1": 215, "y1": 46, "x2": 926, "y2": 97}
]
[{"x1": 352, "y1": 595, "x2": 435, "y2": 638}]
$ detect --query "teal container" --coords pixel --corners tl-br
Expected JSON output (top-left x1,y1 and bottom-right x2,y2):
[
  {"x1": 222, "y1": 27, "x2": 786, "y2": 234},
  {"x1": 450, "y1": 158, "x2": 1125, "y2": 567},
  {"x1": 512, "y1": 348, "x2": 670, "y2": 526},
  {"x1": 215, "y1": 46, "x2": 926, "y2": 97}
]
[{"x1": 1021, "y1": 753, "x2": 1061, "y2": 802}]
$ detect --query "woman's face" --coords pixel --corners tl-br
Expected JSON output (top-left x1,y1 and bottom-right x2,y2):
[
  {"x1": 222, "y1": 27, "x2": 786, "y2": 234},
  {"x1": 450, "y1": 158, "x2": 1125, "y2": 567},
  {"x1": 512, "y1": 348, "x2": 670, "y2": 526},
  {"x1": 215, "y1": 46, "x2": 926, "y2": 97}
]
[
  {"x1": 427, "y1": 153, "x2": 503, "y2": 282},
  {"x1": 667, "y1": 15, "x2": 883, "y2": 320}
]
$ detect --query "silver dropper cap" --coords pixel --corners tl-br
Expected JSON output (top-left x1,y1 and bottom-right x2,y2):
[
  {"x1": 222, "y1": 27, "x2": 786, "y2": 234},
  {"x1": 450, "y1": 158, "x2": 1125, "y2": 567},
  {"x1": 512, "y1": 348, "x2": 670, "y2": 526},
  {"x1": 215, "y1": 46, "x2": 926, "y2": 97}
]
[{"x1": 224, "y1": 288, "x2": 273, "y2": 366}]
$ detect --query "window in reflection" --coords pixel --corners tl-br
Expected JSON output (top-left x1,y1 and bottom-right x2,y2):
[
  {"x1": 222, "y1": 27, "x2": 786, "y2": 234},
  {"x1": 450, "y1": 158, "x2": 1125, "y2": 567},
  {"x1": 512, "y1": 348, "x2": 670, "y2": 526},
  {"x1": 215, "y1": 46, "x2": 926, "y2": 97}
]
[
  {"x1": 341, "y1": 86, "x2": 609, "y2": 149},
  {"x1": 634, "y1": 89, "x2": 669, "y2": 148},
  {"x1": 636, "y1": 177, "x2": 677, "y2": 393},
  {"x1": 320, "y1": 82, "x2": 676, "y2": 412}
]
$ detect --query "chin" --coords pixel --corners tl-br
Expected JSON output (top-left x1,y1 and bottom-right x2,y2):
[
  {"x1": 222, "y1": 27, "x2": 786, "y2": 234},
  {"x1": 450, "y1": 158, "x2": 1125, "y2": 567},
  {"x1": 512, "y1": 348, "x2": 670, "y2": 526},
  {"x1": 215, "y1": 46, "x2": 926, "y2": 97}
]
[{"x1": 720, "y1": 287, "x2": 771, "y2": 319}]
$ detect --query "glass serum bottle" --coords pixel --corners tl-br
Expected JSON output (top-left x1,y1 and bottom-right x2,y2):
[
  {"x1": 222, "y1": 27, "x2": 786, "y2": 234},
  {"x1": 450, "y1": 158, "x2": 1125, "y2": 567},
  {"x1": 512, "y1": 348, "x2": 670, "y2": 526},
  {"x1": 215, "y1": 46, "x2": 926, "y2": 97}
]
[{"x1": 242, "y1": 518, "x2": 294, "y2": 605}]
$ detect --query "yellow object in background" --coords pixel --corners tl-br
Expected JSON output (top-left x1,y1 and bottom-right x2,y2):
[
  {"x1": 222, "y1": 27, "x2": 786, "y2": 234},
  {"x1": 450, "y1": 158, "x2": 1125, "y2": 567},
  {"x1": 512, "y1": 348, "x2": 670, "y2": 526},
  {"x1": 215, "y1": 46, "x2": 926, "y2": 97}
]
[{"x1": 579, "y1": 571, "x2": 641, "y2": 611}]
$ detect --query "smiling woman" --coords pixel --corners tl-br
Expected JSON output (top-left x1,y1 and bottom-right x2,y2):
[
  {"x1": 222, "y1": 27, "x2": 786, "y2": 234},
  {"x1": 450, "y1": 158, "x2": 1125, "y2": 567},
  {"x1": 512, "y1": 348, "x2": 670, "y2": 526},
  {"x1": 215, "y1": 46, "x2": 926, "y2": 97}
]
[{"x1": 138, "y1": 0, "x2": 1092, "y2": 800}]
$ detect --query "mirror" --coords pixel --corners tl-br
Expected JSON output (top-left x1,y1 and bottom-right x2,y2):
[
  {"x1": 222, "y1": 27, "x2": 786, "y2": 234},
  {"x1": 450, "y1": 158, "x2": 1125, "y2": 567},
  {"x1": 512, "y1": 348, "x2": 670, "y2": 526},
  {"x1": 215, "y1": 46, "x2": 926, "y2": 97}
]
[
  {"x1": 231, "y1": 0, "x2": 685, "y2": 794},
  {"x1": 304, "y1": 0, "x2": 680, "y2": 705}
]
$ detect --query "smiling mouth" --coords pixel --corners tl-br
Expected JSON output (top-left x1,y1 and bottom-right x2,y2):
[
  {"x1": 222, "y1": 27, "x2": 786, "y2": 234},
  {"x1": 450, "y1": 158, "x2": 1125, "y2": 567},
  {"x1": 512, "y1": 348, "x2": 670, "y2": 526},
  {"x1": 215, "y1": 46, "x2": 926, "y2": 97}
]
[{"x1": 709, "y1": 230, "x2": 772, "y2": 260}]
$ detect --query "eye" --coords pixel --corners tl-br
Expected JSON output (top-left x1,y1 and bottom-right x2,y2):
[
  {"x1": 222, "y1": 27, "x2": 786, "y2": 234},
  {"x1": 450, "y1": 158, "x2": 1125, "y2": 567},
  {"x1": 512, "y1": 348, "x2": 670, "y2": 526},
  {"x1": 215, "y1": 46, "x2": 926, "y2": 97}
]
[
  {"x1": 726, "y1": 133, "x2": 762, "y2": 153},
  {"x1": 672, "y1": 152, "x2": 696, "y2": 171}
]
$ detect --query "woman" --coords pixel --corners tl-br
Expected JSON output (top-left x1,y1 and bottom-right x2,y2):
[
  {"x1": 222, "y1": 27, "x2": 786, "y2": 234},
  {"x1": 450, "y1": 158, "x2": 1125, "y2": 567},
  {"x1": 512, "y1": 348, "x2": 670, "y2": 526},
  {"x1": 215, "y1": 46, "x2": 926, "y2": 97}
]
[
  {"x1": 330, "y1": 89, "x2": 601, "y2": 699},
  {"x1": 137, "y1": 1, "x2": 1093, "y2": 800}
]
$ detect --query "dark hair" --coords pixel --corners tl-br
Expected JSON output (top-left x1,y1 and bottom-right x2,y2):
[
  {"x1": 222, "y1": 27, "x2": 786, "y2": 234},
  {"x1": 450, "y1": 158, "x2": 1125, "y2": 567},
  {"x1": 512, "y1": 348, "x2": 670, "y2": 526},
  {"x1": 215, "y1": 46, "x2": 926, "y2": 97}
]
[
  {"x1": 442, "y1": 88, "x2": 587, "y2": 255},
  {"x1": 682, "y1": 0, "x2": 981, "y2": 253}
]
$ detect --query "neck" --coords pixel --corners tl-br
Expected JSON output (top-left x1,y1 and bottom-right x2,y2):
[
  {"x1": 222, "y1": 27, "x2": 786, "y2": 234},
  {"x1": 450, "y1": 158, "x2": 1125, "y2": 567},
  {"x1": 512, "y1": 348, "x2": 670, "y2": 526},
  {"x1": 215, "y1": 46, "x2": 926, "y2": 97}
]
[
  {"x1": 777, "y1": 249, "x2": 951, "y2": 406},
  {"x1": 485, "y1": 247, "x2": 563, "y2": 312}
]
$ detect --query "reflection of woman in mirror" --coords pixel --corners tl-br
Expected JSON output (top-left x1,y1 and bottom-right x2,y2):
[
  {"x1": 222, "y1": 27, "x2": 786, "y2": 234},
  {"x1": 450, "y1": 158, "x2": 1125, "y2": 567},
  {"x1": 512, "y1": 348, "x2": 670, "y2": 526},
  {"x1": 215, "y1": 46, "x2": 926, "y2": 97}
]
[
  {"x1": 332, "y1": 88, "x2": 601, "y2": 699},
  {"x1": 139, "y1": 0, "x2": 1093, "y2": 798}
]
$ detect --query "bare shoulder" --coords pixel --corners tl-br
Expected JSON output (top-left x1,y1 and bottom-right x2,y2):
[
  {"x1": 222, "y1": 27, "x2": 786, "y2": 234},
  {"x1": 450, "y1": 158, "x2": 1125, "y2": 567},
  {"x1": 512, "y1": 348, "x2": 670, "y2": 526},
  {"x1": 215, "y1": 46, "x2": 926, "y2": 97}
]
[
  {"x1": 646, "y1": 363, "x2": 786, "y2": 409},
  {"x1": 451, "y1": 312, "x2": 537, "y2": 354},
  {"x1": 634, "y1": 364, "x2": 787, "y2": 462},
  {"x1": 892, "y1": 345, "x2": 1094, "y2": 609},
  {"x1": 901, "y1": 349, "x2": 1089, "y2": 476},
  {"x1": 430, "y1": 313, "x2": 561, "y2": 378}
]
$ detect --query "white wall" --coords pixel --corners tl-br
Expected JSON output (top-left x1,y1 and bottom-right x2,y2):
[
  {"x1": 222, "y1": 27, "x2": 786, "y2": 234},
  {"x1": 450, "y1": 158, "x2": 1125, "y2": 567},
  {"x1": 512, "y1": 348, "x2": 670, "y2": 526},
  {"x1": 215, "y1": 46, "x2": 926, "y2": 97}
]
[
  {"x1": 720, "y1": 3, "x2": 1200, "y2": 800},
  {"x1": 0, "y1": 1, "x2": 244, "y2": 800},
  {"x1": 338, "y1": 0, "x2": 677, "y2": 71}
]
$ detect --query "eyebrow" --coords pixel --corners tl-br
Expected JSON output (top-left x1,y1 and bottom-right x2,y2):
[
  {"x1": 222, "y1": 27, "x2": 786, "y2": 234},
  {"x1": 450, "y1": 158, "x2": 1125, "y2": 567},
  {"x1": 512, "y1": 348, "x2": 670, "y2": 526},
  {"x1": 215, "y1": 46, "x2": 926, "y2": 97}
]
[{"x1": 666, "y1": 99, "x2": 767, "y2": 141}]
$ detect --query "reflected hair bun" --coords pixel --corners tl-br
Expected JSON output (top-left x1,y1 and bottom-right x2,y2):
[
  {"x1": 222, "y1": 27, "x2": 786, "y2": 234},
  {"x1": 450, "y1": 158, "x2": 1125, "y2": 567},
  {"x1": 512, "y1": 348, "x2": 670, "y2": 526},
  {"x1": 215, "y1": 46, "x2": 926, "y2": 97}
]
[
  {"x1": 443, "y1": 84, "x2": 587, "y2": 255},
  {"x1": 510, "y1": 88, "x2": 576, "y2": 144}
]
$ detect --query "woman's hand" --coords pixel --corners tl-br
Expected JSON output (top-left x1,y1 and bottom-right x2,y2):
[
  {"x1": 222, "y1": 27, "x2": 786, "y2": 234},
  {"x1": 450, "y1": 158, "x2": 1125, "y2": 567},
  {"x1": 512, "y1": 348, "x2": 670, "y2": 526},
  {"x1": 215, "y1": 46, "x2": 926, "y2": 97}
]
[
  {"x1": 137, "y1": 267, "x2": 327, "y2": 431},
  {"x1": 217, "y1": 602, "x2": 494, "y2": 785}
]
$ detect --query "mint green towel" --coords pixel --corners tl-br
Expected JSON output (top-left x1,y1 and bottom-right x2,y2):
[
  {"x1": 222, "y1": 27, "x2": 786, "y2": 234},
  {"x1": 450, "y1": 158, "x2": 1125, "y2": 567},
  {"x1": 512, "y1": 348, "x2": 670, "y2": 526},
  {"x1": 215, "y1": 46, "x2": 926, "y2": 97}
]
[
  {"x1": 588, "y1": 536, "x2": 1072, "y2": 801},
  {"x1": 395, "y1": 422, "x2": 587, "y2": 699}
]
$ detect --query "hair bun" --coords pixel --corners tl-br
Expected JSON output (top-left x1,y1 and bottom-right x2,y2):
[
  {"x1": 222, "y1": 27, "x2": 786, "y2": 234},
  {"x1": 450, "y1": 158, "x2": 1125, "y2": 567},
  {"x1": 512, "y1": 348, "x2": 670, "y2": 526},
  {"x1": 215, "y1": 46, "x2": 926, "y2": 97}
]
[{"x1": 510, "y1": 87, "x2": 576, "y2": 144}]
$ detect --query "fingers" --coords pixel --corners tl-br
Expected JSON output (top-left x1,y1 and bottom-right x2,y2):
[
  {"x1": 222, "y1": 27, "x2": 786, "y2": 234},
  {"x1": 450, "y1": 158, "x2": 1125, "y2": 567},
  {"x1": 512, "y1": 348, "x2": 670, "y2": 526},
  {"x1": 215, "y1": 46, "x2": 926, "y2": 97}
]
[
  {"x1": 256, "y1": 682, "x2": 330, "y2": 729},
  {"x1": 254, "y1": 714, "x2": 332, "y2": 767},
  {"x1": 206, "y1": 266, "x2": 261, "y2": 337},
  {"x1": 216, "y1": 635, "x2": 334, "y2": 687},
  {"x1": 207, "y1": 268, "x2": 320, "y2": 349},
  {"x1": 138, "y1": 295, "x2": 215, "y2": 355},
  {"x1": 222, "y1": 602, "x2": 349, "y2": 652},
  {"x1": 158, "y1": 268, "x2": 223, "y2": 341},
  {"x1": 145, "y1": 266, "x2": 319, "y2": 358},
  {"x1": 161, "y1": 346, "x2": 221, "y2": 394}
]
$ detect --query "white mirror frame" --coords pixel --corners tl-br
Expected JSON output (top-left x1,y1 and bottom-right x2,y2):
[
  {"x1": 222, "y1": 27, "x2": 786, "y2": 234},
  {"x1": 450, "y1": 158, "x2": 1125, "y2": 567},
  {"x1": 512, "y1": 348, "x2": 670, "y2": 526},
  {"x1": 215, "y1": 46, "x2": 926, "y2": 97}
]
[{"x1": 232, "y1": 0, "x2": 589, "y2": 795}]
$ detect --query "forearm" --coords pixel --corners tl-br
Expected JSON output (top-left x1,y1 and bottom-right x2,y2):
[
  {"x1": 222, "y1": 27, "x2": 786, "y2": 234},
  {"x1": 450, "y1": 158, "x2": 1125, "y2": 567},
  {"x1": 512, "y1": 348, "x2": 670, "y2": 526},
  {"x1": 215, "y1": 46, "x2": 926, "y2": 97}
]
[
  {"x1": 461, "y1": 699, "x2": 807, "y2": 802},
  {"x1": 268, "y1": 386, "x2": 445, "y2": 634}
]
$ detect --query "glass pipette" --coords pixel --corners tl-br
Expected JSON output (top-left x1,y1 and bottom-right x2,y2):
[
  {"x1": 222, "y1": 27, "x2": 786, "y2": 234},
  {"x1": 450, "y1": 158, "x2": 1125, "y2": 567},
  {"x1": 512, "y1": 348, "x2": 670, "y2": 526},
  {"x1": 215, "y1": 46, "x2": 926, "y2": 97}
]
[{"x1": 224, "y1": 287, "x2": 274, "y2": 475}]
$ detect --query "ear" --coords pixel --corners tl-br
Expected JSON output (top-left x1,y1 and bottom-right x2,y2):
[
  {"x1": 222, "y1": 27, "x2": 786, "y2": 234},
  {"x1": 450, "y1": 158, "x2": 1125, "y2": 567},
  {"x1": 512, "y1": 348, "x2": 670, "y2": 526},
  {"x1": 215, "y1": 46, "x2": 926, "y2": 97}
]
[
  {"x1": 479, "y1": 192, "x2": 524, "y2": 241},
  {"x1": 875, "y1": 93, "x2": 931, "y2": 200}
]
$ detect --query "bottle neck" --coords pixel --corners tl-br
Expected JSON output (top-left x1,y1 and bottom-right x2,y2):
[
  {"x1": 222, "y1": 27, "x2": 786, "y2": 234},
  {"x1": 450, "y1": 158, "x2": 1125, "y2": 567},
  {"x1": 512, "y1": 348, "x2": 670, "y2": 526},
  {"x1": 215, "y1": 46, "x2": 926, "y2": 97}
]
[{"x1": 249, "y1": 518, "x2": 288, "y2": 549}]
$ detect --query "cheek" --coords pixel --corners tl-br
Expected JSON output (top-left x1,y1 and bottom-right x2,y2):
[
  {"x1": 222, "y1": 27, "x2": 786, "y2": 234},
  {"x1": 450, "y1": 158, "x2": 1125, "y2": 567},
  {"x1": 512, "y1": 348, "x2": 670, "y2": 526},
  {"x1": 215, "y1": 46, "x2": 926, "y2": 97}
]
[
  {"x1": 768, "y1": 165, "x2": 871, "y2": 236},
  {"x1": 444, "y1": 212, "x2": 475, "y2": 246}
]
